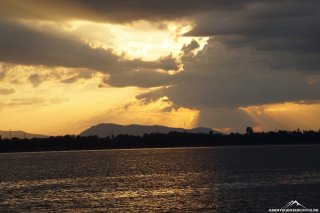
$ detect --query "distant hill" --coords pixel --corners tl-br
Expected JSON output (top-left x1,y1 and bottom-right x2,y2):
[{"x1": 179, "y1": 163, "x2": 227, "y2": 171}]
[
  {"x1": 0, "y1": 130, "x2": 48, "y2": 139},
  {"x1": 80, "y1": 123, "x2": 217, "y2": 138}
]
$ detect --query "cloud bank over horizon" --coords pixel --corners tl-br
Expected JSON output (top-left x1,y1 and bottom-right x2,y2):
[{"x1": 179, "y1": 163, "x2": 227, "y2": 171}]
[{"x1": 0, "y1": 0, "x2": 319, "y2": 134}]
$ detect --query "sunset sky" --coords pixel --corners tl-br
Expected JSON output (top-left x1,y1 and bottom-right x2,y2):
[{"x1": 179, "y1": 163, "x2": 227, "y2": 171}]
[{"x1": 0, "y1": 0, "x2": 319, "y2": 135}]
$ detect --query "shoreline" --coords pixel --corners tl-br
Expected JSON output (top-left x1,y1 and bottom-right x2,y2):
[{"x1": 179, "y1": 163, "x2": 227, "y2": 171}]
[{"x1": 1, "y1": 142, "x2": 319, "y2": 154}]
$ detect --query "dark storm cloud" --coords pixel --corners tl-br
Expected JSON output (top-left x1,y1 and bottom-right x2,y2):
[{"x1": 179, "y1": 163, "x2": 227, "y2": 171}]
[
  {"x1": 0, "y1": 0, "x2": 253, "y2": 22},
  {"x1": 187, "y1": 1, "x2": 320, "y2": 71},
  {"x1": 70, "y1": 0, "x2": 254, "y2": 22},
  {"x1": 105, "y1": 69, "x2": 172, "y2": 88},
  {"x1": 137, "y1": 39, "x2": 320, "y2": 131},
  {"x1": 122, "y1": 0, "x2": 320, "y2": 111},
  {"x1": 1, "y1": 1, "x2": 319, "y2": 73},
  {"x1": 0, "y1": 21, "x2": 177, "y2": 75},
  {"x1": 138, "y1": 39, "x2": 320, "y2": 108},
  {"x1": 1, "y1": 0, "x2": 319, "y2": 62},
  {"x1": 182, "y1": 40, "x2": 200, "y2": 53}
]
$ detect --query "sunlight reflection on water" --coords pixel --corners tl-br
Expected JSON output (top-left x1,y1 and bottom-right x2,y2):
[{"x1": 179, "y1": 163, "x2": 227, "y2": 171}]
[{"x1": 0, "y1": 146, "x2": 320, "y2": 212}]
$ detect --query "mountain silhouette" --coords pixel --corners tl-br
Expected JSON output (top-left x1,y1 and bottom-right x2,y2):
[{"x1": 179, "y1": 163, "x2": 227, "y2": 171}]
[
  {"x1": 282, "y1": 200, "x2": 307, "y2": 209},
  {"x1": 0, "y1": 130, "x2": 48, "y2": 139},
  {"x1": 80, "y1": 123, "x2": 216, "y2": 137}
]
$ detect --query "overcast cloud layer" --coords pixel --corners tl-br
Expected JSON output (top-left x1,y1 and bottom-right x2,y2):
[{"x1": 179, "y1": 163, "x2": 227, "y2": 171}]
[
  {"x1": 0, "y1": 21, "x2": 178, "y2": 74},
  {"x1": 0, "y1": 0, "x2": 259, "y2": 22},
  {"x1": 0, "y1": 0, "x2": 319, "y2": 131}
]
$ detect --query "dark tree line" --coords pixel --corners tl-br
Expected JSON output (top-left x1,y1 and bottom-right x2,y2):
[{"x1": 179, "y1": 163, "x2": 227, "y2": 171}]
[{"x1": 0, "y1": 129, "x2": 320, "y2": 153}]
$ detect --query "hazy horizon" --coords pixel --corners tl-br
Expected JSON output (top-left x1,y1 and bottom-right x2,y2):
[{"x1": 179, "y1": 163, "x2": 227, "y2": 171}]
[{"x1": 0, "y1": 123, "x2": 215, "y2": 137}]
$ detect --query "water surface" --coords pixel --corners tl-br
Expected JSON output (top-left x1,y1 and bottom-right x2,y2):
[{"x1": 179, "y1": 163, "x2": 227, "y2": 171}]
[{"x1": 0, "y1": 145, "x2": 319, "y2": 212}]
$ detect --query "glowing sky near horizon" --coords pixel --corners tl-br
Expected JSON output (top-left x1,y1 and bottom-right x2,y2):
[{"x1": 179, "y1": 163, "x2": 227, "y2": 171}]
[
  {"x1": 0, "y1": 19, "x2": 203, "y2": 135},
  {"x1": 0, "y1": 0, "x2": 319, "y2": 135}
]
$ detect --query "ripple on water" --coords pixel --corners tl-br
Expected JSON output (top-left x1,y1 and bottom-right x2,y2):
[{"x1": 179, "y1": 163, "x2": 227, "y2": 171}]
[{"x1": 1, "y1": 146, "x2": 320, "y2": 212}]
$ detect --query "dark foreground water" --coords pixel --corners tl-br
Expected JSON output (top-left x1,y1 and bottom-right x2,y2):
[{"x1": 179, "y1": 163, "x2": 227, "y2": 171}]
[{"x1": 0, "y1": 145, "x2": 319, "y2": 212}]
